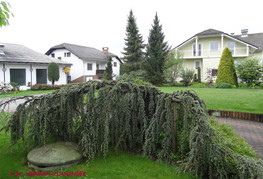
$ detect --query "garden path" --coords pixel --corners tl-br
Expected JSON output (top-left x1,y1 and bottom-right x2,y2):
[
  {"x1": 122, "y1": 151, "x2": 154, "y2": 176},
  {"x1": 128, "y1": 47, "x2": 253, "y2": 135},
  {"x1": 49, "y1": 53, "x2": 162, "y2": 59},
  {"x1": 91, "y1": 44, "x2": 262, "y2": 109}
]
[{"x1": 216, "y1": 117, "x2": 263, "y2": 159}]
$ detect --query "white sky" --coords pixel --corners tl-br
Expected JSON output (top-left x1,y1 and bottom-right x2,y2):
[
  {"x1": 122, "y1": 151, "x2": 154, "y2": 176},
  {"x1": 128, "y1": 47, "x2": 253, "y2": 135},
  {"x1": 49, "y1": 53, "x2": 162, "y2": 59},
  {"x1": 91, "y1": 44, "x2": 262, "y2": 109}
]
[{"x1": 1, "y1": 0, "x2": 263, "y2": 57}]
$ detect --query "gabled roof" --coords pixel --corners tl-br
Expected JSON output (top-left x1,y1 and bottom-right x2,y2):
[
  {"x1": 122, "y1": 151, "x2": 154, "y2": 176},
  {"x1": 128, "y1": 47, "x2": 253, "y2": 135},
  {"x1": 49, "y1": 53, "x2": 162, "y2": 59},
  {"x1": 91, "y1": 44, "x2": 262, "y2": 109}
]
[
  {"x1": 45, "y1": 43, "x2": 120, "y2": 63},
  {"x1": 235, "y1": 33, "x2": 263, "y2": 52},
  {"x1": 195, "y1": 29, "x2": 224, "y2": 36},
  {"x1": 175, "y1": 28, "x2": 258, "y2": 50},
  {"x1": 0, "y1": 43, "x2": 71, "y2": 65}
]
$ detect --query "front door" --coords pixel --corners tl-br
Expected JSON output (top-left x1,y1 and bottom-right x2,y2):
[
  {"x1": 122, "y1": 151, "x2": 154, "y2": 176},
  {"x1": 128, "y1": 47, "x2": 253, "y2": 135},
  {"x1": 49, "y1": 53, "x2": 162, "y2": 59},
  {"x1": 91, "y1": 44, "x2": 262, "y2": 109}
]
[{"x1": 36, "y1": 69, "x2": 47, "y2": 84}]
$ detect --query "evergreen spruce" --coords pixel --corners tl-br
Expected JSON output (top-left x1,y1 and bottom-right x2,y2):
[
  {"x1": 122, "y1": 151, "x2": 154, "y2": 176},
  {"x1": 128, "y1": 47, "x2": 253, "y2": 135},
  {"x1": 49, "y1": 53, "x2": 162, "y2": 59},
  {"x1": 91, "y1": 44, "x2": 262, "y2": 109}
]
[
  {"x1": 145, "y1": 13, "x2": 170, "y2": 85},
  {"x1": 104, "y1": 57, "x2": 113, "y2": 80},
  {"x1": 48, "y1": 62, "x2": 60, "y2": 85},
  {"x1": 216, "y1": 48, "x2": 238, "y2": 87},
  {"x1": 122, "y1": 10, "x2": 144, "y2": 63}
]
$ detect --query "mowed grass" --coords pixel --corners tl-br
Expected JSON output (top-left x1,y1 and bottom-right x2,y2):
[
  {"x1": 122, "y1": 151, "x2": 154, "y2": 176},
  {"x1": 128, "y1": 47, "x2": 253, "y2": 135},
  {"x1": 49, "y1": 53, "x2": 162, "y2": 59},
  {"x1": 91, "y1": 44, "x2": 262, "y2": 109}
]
[
  {"x1": 0, "y1": 115, "x2": 195, "y2": 179},
  {"x1": 159, "y1": 87, "x2": 263, "y2": 114},
  {"x1": 0, "y1": 90, "x2": 56, "y2": 98}
]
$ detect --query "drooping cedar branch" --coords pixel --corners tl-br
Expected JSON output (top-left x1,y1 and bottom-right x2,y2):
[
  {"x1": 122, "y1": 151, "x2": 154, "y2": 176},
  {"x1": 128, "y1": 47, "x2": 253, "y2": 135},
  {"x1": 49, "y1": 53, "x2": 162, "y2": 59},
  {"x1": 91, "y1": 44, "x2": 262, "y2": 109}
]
[{"x1": 3, "y1": 81, "x2": 263, "y2": 178}]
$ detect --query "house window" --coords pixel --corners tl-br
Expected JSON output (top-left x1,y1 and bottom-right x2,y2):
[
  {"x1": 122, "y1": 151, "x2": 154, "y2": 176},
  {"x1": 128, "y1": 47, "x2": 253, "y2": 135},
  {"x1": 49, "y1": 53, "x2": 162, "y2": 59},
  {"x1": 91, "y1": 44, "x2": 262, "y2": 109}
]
[
  {"x1": 64, "y1": 52, "x2": 71, "y2": 57},
  {"x1": 36, "y1": 69, "x2": 47, "y2": 84},
  {"x1": 10, "y1": 69, "x2": 26, "y2": 86},
  {"x1": 212, "y1": 69, "x2": 218, "y2": 76},
  {"x1": 114, "y1": 62, "x2": 117, "y2": 67},
  {"x1": 195, "y1": 61, "x2": 201, "y2": 69},
  {"x1": 210, "y1": 42, "x2": 219, "y2": 51},
  {"x1": 227, "y1": 41, "x2": 235, "y2": 55},
  {"x1": 193, "y1": 44, "x2": 202, "y2": 56},
  {"x1": 58, "y1": 57, "x2": 61, "y2": 60},
  {"x1": 193, "y1": 44, "x2": 196, "y2": 56},
  {"x1": 87, "y1": 63, "x2": 93, "y2": 70},
  {"x1": 96, "y1": 63, "x2": 99, "y2": 70},
  {"x1": 51, "y1": 53, "x2": 55, "y2": 58}
]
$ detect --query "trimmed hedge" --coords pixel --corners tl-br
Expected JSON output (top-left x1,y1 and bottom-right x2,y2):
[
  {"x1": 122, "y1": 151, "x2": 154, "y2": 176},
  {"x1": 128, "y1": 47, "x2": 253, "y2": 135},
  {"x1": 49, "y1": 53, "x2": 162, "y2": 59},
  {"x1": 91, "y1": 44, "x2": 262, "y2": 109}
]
[{"x1": 31, "y1": 84, "x2": 62, "y2": 90}]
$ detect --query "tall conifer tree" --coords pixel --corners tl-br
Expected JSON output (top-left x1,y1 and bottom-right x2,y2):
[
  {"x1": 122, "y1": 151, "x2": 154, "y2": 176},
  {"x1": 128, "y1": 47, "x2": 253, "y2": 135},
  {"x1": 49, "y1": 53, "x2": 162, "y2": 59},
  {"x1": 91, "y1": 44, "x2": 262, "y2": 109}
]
[
  {"x1": 216, "y1": 48, "x2": 238, "y2": 87},
  {"x1": 145, "y1": 13, "x2": 170, "y2": 85},
  {"x1": 122, "y1": 10, "x2": 144, "y2": 63}
]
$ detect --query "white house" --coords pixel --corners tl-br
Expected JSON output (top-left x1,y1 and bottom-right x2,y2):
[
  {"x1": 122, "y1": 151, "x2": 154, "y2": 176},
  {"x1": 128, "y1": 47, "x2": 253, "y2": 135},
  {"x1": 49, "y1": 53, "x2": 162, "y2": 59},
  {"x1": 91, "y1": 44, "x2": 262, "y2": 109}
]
[
  {"x1": 45, "y1": 43, "x2": 122, "y2": 82},
  {"x1": 0, "y1": 43, "x2": 72, "y2": 90},
  {"x1": 174, "y1": 29, "x2": 263, "y2": 82}
]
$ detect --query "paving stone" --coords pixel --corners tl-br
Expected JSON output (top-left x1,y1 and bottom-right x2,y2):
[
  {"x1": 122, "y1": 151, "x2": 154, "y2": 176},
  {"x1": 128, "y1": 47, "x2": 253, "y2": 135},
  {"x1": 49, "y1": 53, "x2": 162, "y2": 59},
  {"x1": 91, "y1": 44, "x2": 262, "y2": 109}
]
[{"x1": 216, "y1": 117, "x2": 263, "y2": 159}]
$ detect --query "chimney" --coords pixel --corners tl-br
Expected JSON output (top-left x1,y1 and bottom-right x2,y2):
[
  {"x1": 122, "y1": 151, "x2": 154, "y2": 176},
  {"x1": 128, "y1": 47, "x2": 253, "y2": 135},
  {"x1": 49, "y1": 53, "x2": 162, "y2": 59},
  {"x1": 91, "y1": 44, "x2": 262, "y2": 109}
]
[
  {"x1": 102, "y1": 47, "x2": 109, "y2": 52},
  {"x1": 241, "y1": 29, "x2": 248, "y2": 37},
  {"x1": 0, "y1": 44, "x2": 4, "y2": 55}
]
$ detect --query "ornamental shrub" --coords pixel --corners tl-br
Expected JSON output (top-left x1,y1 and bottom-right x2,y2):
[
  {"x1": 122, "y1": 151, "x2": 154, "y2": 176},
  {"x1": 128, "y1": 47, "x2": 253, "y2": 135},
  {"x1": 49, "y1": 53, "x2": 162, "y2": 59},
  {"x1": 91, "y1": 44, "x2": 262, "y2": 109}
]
[
  {"x1": 216, "y1": 48, "x2": 238, "y2": 87},
  {"x1": 48, "y1": 62, "x2": 60, "y2": 85},
  {"x1": 180, "y1": 68, "x2": 195, "y2": 86},
  {"x1": 235, "y1": 58, "x2": 263, "y2": 86}
]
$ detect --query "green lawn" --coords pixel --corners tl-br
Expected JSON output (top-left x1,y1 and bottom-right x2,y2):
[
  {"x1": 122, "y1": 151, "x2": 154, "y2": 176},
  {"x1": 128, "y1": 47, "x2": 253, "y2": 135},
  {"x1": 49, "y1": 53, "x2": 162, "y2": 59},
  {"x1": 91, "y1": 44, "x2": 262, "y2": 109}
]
[
  {"x1": 0, "y1": 90, "x2": 56, "y2": 98},
  {"x1": 0, "y1": 115, "x2": 195, "y2": 179},
  {"x1": 159, "y1": 87, "x2": 263, "y2": 114}
]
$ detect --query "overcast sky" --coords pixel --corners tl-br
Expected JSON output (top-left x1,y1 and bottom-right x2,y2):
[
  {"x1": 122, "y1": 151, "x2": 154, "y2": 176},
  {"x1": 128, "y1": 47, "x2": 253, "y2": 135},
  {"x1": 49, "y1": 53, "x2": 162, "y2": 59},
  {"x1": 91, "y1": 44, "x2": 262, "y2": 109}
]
[{"x1": 1, "y1": 0, "x2": 263, "y2": 56}]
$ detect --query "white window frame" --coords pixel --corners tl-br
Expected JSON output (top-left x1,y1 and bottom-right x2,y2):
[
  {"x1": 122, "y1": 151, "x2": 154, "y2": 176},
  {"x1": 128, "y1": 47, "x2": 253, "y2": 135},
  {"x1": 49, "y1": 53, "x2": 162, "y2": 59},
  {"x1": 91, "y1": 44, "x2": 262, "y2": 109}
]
[
  {"x1": 192, "y1": 43, "x2": 196, "y2": 56},
  {"x1": 194, "y1": 60, "x2": 201, "y2": 69},
  {"x1": 227, "y1": 41, "x2": 235, "y2": 55},
  {"x1": 87, "y1": 63, "x2": 93, "y2": 71},
  {"x1": 192, "y1": 43, "x2": 202, "y2": 56},
  {"x1": 210, "y1": 42, "x2": 219, "y2": 51}
]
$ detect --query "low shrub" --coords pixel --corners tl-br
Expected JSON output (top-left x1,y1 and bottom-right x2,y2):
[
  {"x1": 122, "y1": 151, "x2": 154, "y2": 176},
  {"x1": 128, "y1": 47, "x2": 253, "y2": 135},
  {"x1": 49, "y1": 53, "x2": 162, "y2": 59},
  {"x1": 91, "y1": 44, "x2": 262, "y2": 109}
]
[
  {"x1": 190, "y1": 82, "x2": 210, "y2": 88},
  {"x1": 31, "y1": 84, "x2": 62, "y2": 90},
  {"x1": 180, "y1": 69, "x2": 195, "y2": 86},
  {"x1": 116, "y1": 70, "x2": 149, "y2": 83},
  {"x1": 133, "y1": 79, "x2": 152, "y2": 86},
  {"x1": 213, "y1": 82, "x2": 233, "y2": 88}
]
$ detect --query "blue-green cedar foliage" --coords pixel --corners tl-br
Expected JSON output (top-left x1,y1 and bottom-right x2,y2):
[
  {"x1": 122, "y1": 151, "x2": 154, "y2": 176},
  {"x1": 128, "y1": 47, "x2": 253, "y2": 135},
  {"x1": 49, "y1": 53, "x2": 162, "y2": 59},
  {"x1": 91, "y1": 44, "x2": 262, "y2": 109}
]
[{"x1": 4, "y1": 81, "x2": 263, "y2": 178}]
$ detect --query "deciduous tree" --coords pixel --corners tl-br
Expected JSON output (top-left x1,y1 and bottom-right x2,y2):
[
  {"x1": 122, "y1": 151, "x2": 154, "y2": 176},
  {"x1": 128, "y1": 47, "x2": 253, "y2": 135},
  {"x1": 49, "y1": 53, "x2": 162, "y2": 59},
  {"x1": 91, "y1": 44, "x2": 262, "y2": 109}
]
[{"x1": 0, "y1": 1, "x2": 12, "y2": 27}]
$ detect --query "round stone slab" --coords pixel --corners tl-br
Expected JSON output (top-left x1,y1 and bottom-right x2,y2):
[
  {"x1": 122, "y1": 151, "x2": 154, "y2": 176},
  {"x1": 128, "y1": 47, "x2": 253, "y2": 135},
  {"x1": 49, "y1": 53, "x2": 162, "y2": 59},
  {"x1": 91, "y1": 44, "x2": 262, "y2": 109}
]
[{"x1": 27, "y1": 141, "x2": 83, "y2": 170}]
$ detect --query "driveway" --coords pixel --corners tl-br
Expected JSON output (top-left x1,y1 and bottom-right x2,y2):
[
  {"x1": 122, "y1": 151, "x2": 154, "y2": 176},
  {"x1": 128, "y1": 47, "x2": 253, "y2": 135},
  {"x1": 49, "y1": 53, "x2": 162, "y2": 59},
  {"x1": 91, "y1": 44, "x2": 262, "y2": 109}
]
[
  {"x1": 216, "y1": 117, "x2": 263, "y2": 159},
  {"x1": 0, "y1": 94, "x2": 44, "y2": 112}
]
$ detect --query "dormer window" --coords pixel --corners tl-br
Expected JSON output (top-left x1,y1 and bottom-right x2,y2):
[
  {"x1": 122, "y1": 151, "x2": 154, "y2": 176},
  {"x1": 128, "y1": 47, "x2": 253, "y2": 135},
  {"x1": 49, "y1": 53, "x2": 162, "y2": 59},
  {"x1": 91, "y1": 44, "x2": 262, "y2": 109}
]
[{"x1": 0, "y1": 44, "x2": 4, "y2": 55}]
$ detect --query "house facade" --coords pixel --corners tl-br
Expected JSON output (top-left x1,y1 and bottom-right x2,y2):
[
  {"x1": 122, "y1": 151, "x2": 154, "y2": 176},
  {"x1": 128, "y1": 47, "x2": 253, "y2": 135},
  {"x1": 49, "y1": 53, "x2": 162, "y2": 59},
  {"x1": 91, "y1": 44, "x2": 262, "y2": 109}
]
[
  {"x1": 0, "y1": 43, "x2": 71, "y2": 90},
  {"x1": 175, "y1": 29, "x2": 263, "y2": 82},
  {"x1": 45, "y1": 43, "x2": 122, "y2": 82}
]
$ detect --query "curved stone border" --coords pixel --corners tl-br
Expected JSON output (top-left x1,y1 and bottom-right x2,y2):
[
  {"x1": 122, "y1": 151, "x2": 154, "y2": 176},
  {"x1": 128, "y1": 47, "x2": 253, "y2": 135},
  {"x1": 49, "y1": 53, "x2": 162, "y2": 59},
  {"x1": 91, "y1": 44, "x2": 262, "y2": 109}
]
[{"x1": 208, "y1": 110, "x2": 263, "y2": 122}]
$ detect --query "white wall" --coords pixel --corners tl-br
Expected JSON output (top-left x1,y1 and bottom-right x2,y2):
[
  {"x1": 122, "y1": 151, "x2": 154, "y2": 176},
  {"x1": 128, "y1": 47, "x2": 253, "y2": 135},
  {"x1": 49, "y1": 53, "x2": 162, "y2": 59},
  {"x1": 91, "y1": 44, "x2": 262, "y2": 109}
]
[
  {"x1": 112, "y1": 57, "x2": 120, "y2": 80},
  {"x1": 48, "y1": 49, "x2": 84, "y2": 81},
  {"x1": 48, "y1": 49, "x2": 121, "y2": 81},
  {"x1": 83, "y1": 61, "x2": 97, "y2": 76},
  {"x1": 1, "y1": 63, "x2": 67, "y2": 90}
]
